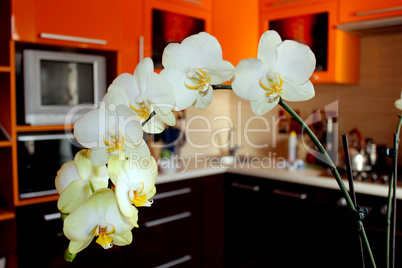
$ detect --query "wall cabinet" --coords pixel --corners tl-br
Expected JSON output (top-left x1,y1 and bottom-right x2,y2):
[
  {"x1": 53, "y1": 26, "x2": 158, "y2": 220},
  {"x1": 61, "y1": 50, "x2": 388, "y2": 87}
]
[
  {"x1": 260, "y1": 0, "x2": 360, "y2": 84},
  {"x1": 11, "y1": 0, "x2": 144, "y2": 74},
  {"x1": 339, "y1": 0, "x2": 402, "y2": 24},
  {"x1": 11, "y1": 0, "x2": 125, "y2": 49}
]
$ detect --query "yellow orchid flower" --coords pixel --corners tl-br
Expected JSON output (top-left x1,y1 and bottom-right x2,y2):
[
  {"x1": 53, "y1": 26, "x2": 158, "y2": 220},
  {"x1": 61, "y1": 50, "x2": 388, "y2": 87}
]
[
  {"x1": 63, "y1": 188, "x2": 137, "y2": 254},
  {"x1": 113, "y1": 155, "x2": 158, "y2": 218}
]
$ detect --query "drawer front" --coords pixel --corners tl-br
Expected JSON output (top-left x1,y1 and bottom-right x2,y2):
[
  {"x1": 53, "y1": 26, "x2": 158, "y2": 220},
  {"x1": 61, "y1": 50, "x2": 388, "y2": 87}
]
[
  {"x1": 130, "y1": 244, "x2": 201, "y2": 268},
  {"x1": 16, "y1": 202, "x2": 126, "y2": 268},
  {"x1": 127, "y1": 179, "x2": 202, "y2": 261}
]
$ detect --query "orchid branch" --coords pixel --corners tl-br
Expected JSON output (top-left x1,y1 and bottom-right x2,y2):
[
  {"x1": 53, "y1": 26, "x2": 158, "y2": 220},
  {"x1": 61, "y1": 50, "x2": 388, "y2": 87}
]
[
  {"x1": 278, "y1": 97, "x2": 376, "y2": 268},
  {"x1": 386, "y1": 114, "x2": 402, "y2": 268}
]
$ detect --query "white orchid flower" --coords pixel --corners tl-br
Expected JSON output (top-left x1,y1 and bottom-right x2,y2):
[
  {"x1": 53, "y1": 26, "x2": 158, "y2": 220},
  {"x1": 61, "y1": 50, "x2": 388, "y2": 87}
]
[
  {"x1": 74, "y1": 91, "x2": 150, "y2": 166},
  {"x1": 160, "y1": 32, "x2": 235, "y2": 110},
  {"x1": 55, "y1": 149, "x2": 109, "y2": 214},
  {"x1": 395, "y1": 91, "x2": 402, "y2": 110},
  {"x1": 112, "y1": 155, "x2": 158, "y2": 218},
  {"x1": 108, "y1": 58, "x2": 176, "y2": 134},
  {"x1": 63, "y1": 188, "x2": 137, "y2": 254},
  {"x1": 232, "y1": 30, "x2": 316, "y2": 115}
]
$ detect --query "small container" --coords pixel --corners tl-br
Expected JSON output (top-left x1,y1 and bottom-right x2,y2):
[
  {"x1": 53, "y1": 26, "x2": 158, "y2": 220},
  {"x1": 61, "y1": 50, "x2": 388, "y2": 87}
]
[{"x1": 288, "y1": 131, "x2": 297, "y2": 163}]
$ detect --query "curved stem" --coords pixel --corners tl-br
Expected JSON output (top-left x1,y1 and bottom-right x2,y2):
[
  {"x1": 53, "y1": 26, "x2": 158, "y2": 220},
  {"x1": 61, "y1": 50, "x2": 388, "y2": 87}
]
[
  {"x1": 278, "y1": 97, "x2": 376, "y2": 268},
  {"x1": 386, "y1": 115, "x2": 402, "y2": 268}
]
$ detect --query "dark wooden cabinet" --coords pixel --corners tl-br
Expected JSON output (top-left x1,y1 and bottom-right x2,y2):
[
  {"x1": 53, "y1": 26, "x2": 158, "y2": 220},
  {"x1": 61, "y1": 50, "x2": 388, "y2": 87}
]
[
  {"x1": 224, "y1": 173, "x2": 402, "y2": 268},
  {"x1": 15, "y1": 175, "x2": 225, "y2": 268}
]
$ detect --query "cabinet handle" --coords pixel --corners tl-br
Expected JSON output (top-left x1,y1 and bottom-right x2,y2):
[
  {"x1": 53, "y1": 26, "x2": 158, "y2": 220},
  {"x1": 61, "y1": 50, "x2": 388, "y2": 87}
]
[
  {"x1": 230, "y1": 182, "x2": 260, "y2": 192},
  {"x1": 272, "y1": 189, "x2": 308, "y2": 200},
  {"x1": 18, "y1": 133, "x2": 74, "y2": 141},
  {"x1": 144, "y1": 211, "x2": 191, "y2": 228},
  {"x1": 356, "y1": 6, "x2": 402, "y2": 17},
  {"x1": 139, "y1": 36, "x2": 144, "y2": 61},
  {"x1": 43, "y1": 212, "x2": 61, "y2": 221},
  {"x1": 180, "y1": 0, "x2": 203, "y2": 5},
  {"x1": 40, "y1": 33, "x2": 107, "y2": 45},
  {"x1": 155, "y1": 255, "x2": 192, "y2": 268},
  {"x1": 153, "y1": 187, "x2": 192, "y2": 200}
]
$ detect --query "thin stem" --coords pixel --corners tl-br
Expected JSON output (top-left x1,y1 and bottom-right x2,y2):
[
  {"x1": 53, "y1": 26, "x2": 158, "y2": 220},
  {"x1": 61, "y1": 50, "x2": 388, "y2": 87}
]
[
  {"x1": 142, "y1": 111, "x2": 156, "y2": 127},
  {"x1": 212, "y1": 84, "x2": 232, "y2": 90},
  {"x1": 279, "y1": 98, "x2": 376, "y2": 268},
  {"x1": 386, "y1": 115, "x2": 402, "y2": 268}
]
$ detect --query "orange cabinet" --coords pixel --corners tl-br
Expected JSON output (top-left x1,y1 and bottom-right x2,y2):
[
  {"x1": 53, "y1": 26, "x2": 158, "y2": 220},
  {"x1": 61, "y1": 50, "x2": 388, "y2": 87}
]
[
  {"x1": 159, "y1": 0, "x2": 213, "y2": 11},
  {"x1": 260, "y1": 0, "x2": 329, "y2": 12},
  {"x1": 339, "y1": 0, "x2": 402, "y2": 24},
  {"x1": 11, "y1": 0, "x2": 144, "y2": 75},
  {"x1": 11, "y1": 0, "x2": 126, "y2": 50},
  {"x1": 260, "y1": 0, "x2": 360, "y2": 84}
]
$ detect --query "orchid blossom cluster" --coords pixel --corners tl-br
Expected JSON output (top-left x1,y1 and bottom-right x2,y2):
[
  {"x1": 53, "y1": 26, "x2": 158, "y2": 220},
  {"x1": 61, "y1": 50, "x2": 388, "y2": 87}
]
[{"x1": 55, "y1": 30, "x2": 316, "y2": 260}]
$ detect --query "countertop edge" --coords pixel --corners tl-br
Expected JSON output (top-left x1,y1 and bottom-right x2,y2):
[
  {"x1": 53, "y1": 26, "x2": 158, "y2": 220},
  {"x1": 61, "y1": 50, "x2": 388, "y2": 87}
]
[{"x1": 157, "y1": 163, "x2": 401, "y2": 199}]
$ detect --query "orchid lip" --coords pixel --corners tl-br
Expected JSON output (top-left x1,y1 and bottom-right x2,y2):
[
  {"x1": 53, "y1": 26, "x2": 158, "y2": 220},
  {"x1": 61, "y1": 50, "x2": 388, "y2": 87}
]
[
  {"x1": 259, "y1": 73, "x2": 283, "y2": 103},
  {"x1": 185, "y1": 68, "x2": 211, "y2": 94}
]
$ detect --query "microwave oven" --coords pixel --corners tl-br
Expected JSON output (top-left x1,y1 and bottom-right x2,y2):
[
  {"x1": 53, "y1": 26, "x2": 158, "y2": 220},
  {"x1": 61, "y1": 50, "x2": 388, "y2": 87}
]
[{"x1": 17, "y1": 132, "x2": 83, "y2": 199}]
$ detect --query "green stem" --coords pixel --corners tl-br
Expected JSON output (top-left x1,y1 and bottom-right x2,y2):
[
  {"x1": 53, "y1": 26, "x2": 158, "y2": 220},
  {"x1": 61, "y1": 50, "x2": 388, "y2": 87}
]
[
  {"x1": 212, "y1": 84, "x2": 232, "y2": 90},
  {"x1": 386, "y1": 115, "x2": 402, "y2": 268},
  {"x1": 278, "y1": 97, "x2": 376, "y2": 268}
]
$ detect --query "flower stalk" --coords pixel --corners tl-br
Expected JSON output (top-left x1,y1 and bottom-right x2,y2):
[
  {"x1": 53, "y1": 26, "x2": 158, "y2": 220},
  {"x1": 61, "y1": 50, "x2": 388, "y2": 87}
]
[
  {"x1": 278, "y1": 97, "x2": 376, "y2": 267},
  {"x1": 386, "y1": 114, "x2": 402, "y2": 268}
]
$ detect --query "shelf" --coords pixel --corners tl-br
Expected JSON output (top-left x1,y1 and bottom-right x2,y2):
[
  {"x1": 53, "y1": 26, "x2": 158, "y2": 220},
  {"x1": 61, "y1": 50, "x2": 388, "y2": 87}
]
[
  {"x1": 0, "y1": 66, "x2": 10, "y2": 72},
  {"x1": 16, "y1": 124, "x2": 74, "y2": 132},
  {"x1": 0, "y1": 211, "x2": 15, "y2": 221},
  {"x1": 0, "y1": 140, "x2": 12, "y2": 147},
  {"x1": 15, "y1": 194, "x2": 59, "y2": 207}
]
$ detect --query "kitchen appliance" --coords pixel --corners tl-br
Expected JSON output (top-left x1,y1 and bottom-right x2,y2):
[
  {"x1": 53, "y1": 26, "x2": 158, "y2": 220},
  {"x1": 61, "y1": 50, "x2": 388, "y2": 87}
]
[
  {"x1": 17, "y1": 132, "x2": 82, "y2": 198},
  {"x1": 23, "y1": 49, "x2": 107, "y2": 125}
]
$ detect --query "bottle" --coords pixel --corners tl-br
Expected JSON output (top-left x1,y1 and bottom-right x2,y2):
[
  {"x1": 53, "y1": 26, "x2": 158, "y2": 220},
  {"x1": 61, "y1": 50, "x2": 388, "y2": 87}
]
[{"x1": 288, "y1": 131, "x2": 297, "y2": 163}]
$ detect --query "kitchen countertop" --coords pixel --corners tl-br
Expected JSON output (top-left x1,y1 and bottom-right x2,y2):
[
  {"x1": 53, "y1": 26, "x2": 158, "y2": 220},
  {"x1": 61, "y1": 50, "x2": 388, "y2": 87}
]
[{"x1": 156, "y1": 157, "x2": 402, "y2": 199}]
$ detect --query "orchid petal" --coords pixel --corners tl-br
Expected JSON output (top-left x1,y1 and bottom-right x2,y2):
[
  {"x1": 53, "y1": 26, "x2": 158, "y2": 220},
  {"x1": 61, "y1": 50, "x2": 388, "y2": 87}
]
[
  {"x1": 193, "y1": 86, "x2": 213, "y2": 109},
  {"x1": 250, "y1": 96, "x2": 279, "y2": 116},
  {"x1": 232, "y1": 58, "x2": 267, "y2": 101},
  {"x1": 108, "y1": 155, "x2": 127, "y2": 185},
  {"x1": 55, "y1": 161, "x2": 80, "y2": 194},
  {"x1": 205, "y1": 60, "x2": 235, "y2": 84},
  {"x1": 124, "y1": 156, "x2": 158, "y2": 194},
  {"x1": 111, "y1": 73, "x2": 140, "y2": 101},
  {"x1": 162, "y1": 43, "x2": 189, "y2": 72},
  {"x1": 74, "y1": 149, "x2": 108, "y2": 183},
  {"x1": 396, "y1": 99, "x2": 402, "y2": 110},
  {"x1": 125, "y1": 141, "x2": 150, "y2": 159},
  {"x1": 111, "y1": 230, "x2": 133, "y2": 246},
  {"x1": 68, "y1": 235, "x2": 94, "y2": 254},
  {"x1": 180, "y1": 32, "x2": 223, "y2": 69},
  {"x1": 257, "y1": 30, "x2": 281, "y2": 70},
  {"x1": 133, "y1": 58, "x2": 154, "y2": 96},
  {"x1": 115, "y1": 172, "x2": 137, "y2": 218},
  {"x1": 57, "y1": 179, "x2": 92, "y2": 214},
  {"x1": 281, "y1": 79, "x2": 315, "y2": 102},
  {"x1": 276, "y1": 40, "x2": 316, "y2": 84},
  {"x1": 74, "y1": 108, "x2": 105, "y2": 150},
  {"x1": 90, "y1": 149, "x2": 110, "y2": 167},
  {"x1": 160, "y1": 66, "x2": 197, "y2": 111}
]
